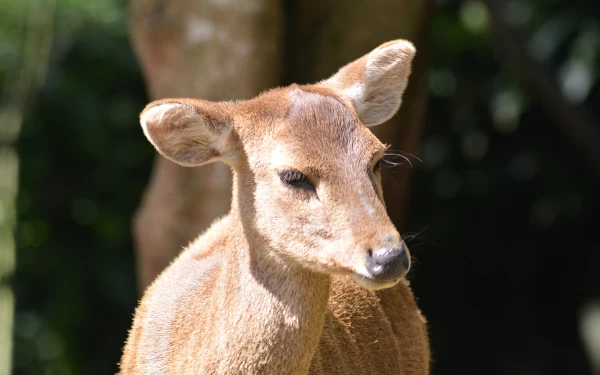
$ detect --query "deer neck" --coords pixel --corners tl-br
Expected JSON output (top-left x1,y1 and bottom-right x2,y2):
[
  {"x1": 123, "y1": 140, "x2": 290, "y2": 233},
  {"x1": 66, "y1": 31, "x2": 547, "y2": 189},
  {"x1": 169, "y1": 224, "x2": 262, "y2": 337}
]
[{"x1": 218, "y1": 171, "x2": 331, "y2": 374}]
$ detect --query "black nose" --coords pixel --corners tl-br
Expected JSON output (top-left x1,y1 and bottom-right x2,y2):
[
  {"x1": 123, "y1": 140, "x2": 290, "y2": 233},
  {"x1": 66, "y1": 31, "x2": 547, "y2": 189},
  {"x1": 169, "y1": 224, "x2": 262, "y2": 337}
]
[{"x1": 365, "y1": 245, "x2": 410, "y2": 280}]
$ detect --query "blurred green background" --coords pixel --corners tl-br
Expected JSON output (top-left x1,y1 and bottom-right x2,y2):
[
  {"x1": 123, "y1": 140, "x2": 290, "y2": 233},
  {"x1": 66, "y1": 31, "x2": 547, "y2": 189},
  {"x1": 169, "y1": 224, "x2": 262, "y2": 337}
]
[{"x1": 2, "y1": 0, "x2": 599, "y2": 374}]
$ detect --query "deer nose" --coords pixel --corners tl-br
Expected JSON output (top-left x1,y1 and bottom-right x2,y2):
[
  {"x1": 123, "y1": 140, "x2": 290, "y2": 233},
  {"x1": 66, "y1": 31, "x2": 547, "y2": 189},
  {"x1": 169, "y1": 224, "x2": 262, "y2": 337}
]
[{"x1": 365, "y1": 245, "x2": 410, "y2": 280}]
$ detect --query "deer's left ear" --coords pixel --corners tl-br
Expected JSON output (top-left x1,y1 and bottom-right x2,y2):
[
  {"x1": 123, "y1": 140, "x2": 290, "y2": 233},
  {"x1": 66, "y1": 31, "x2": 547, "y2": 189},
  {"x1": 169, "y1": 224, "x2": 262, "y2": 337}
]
[
  {"x1": 140, "y1": 99, "x2": 238, "y2": 167},
  {"x1": 322, "y1": 40, "x2": 416, "y2": 127}
]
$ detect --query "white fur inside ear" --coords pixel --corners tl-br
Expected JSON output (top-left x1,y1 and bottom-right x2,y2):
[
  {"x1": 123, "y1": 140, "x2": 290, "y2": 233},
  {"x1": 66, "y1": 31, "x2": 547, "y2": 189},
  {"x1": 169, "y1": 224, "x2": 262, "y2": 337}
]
[
  {"x1": 140, "y1": 103, "x2": 184, "y2": 148},
  {"x1": 341, "y1": 83, "x2": 367, "y2": 117},
  {"x1": 365, "y1": 41, "x2": 415, "y2": 80},
  {"x1": 324, "y1": 40, "x2": 416, "y2": 127},
  {"x1": 358, "y1": 41, "x2": 416, "y2": 126},
  {"x1": 140, "y1": 102, "x2": 230, "y2": 166}
]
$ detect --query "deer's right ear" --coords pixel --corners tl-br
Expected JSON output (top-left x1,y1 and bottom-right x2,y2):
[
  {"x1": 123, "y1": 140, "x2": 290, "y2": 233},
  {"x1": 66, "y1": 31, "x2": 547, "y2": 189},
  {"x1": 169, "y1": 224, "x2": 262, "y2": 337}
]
[{"x1": 140, "y1": 100, "x2": 237, "y2": 167}]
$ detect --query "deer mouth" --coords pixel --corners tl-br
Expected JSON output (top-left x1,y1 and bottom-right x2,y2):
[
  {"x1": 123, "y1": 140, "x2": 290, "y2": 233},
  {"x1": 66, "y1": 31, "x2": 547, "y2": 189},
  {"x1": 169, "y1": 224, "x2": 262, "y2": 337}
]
[{"x1": 349, "y1": 272, "x2": 401, "y2": 291}]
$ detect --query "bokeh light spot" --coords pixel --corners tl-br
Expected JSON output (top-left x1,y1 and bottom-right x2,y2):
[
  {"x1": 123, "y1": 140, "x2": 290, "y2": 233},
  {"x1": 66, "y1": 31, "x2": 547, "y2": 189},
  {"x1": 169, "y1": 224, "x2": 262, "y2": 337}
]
[
  {"x1": 560, "y1": 60, "x2": 593, "y2": 104},
  {"x1": 530, "y1": 198, "x2": 559, "y2": 229},
  {"x1": 18, "y1": 220, "x2": 49, "y2": 247},
  {"x1": 429, "y1": 68, "x2": 456, "y2": 97},
  {"x1": 492, "y1": 89, "x2": 524, "y2": 135},
  {"x1": 461, "y1": 129, "x2": 489, "y2": 162},
  {"x1": 459, "y1": 1, "x2": 490, "y2": 35},
  {"x1": 435, "y1": 170, "x2": 461, "y2": 199},
  {"x1": 15, "y1": 312, "x2": 41, "y2": 339},
  {"x1": 70, "y1": 197, "x2": 98, "y2": 226},
  {"x1": 36, "y1": 330, "x2": 63, "y2": 360},
  {"x1": 509, "y1": 151, "x2": 537, "y2": 181},
  {"x1": 420, "y1": 137, "x2": 449, "y2": 169},
  {"x1": 505, "y1": 0, "x2": 533, "y2": 26}
]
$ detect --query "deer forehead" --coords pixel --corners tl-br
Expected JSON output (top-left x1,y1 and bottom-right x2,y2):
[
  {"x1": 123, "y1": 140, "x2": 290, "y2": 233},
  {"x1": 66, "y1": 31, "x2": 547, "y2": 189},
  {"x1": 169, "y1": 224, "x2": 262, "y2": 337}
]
[{"x1": 263, "y1": 88, "x2": 383, "y2": 168}]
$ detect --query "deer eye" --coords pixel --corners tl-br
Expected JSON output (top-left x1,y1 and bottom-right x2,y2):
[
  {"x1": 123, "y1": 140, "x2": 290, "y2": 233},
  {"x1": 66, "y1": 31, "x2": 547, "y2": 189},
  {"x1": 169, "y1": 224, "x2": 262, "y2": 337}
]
[
  {"x1": 373, "y1": 159, "x2": 382, "y2": 173},
  {"x1": 280, "y1": 171, "x2": 313, "y2": 190}
]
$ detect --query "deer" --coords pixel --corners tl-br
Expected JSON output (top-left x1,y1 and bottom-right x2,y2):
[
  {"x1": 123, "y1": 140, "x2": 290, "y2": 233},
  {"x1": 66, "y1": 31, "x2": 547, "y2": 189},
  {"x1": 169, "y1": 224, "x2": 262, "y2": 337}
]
[{"x1": 120, "y1": 40, "x2": 430, "y2": 375}]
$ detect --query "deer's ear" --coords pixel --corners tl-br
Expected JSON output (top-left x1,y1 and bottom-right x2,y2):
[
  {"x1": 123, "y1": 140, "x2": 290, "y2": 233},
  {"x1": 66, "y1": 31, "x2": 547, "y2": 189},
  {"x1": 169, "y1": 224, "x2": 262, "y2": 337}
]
[
  {"x1": 323, "y1": 40, "x2": 416, "y2": 127},
  {"x1": 140, "y1": 99, "x2": 237, "y2": 167}
]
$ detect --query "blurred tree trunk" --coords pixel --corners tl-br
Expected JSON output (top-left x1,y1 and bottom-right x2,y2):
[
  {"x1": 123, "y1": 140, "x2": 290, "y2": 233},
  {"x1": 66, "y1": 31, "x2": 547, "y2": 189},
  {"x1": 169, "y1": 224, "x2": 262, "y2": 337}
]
[
  {"x1": 0, "y1": 1, "x2": 55, "y2": 373},
  {"x1": 130, "y1": 0, "x2": 431, "y2": 290},
  {"x1": 0, "y1": 129, "x2": 17, "y2": 375},
  {"x1": 129, "y1": 0, "x2": 283, "y2": 289}
]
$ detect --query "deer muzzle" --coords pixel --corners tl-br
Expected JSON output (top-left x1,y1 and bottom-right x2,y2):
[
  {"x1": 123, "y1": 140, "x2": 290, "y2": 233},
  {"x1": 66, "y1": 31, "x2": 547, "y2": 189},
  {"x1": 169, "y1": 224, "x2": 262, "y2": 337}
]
[{"x1": 365, "y1": 244, "x2": 410, "y2": 281}]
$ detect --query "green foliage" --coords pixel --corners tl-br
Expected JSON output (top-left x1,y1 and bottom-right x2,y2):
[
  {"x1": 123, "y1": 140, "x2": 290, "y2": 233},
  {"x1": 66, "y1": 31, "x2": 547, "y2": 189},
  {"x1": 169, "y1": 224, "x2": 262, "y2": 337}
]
[
  {"x1": 7, "y1": 1, "x2": 146, "y2": 374},
  {"x1": 410, "y1": 1, "x2": 599, "y2": 373}
]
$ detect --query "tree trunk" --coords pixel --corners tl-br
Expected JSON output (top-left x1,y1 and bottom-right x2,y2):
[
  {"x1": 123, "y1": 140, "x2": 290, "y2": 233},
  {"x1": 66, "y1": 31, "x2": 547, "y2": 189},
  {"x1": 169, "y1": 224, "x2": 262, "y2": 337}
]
[
  {"x1": 129, "y1": 0, "x2": 283, "y2": 289},
  {"x1": 0, "y1": 141, "x2": 17, "y2": 375},
  {"x1": 1, "y1": 1, "x2": 55, "y2": 373}
]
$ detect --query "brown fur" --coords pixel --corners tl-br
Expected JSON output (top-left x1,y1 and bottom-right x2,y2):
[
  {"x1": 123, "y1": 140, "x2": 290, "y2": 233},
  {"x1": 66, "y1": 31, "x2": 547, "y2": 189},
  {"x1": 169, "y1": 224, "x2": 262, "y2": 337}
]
[{"x1": 121, "y1": 40, "x2": 429, "y2": 374}]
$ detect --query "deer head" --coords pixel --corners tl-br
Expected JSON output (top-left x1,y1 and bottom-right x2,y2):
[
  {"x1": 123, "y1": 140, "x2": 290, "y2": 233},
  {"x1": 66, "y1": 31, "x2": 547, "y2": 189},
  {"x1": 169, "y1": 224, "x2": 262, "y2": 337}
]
[{"x1": 139, "y1": 40, "x2": 416, "y2": 290}]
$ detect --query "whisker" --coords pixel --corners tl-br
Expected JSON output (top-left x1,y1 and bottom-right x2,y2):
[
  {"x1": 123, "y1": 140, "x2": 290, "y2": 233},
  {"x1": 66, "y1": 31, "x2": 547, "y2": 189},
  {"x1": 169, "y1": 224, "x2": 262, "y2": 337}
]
[
  {"x1": 397, "y1": 153, "x2": 413, "y2": 168},
  {"x1": 382, "y1": 159, "x2": 402, "y2": 167},
  {"x1": 385, "y1": 149, "x2": 423, "y2": 162},
  {"x1": 403, "y1": 228, "x2": 429, "y2": 241},
  {"x1": 401, "y1": 227, "x2": 438, "y2": 249},
  {"x1": 383, "y1": 150, "x2": 422, "y2": 168}
]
